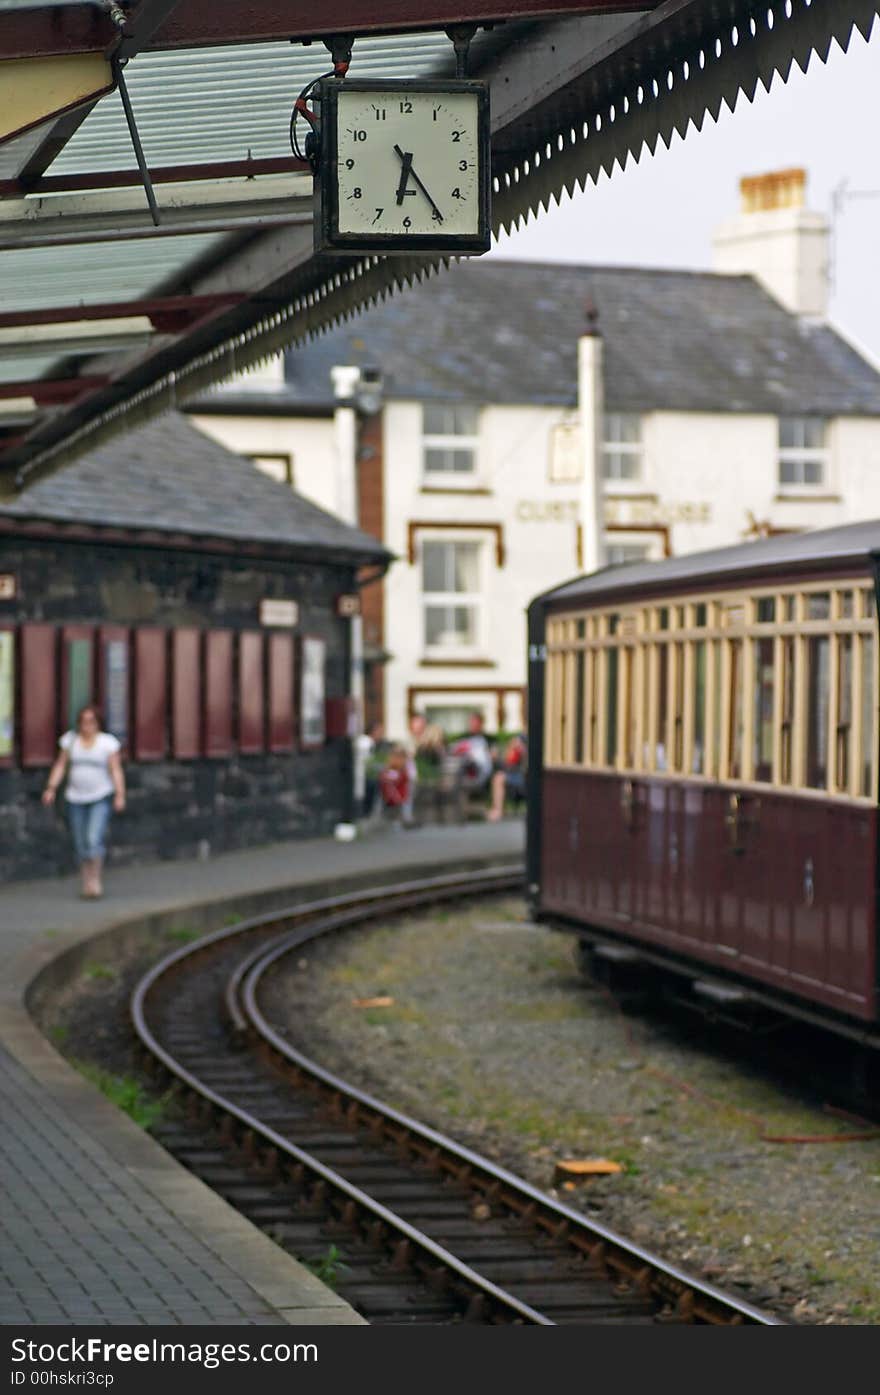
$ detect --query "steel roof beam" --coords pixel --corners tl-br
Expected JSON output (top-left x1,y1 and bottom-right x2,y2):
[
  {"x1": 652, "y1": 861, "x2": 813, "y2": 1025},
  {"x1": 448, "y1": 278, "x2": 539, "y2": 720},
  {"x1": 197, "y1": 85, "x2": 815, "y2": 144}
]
[
  {"x1": 0, "y1": 294, "x2": 246, "y2": 334},
  {"x1": 0, "y1": 172, "x2": 312, "y2": 249},
  {"x1": 0, "y1": 1, "x2": 655, "y2": 59},
  {"x1": 0, "y1": 156, "x2": 310, "y2": 199}
]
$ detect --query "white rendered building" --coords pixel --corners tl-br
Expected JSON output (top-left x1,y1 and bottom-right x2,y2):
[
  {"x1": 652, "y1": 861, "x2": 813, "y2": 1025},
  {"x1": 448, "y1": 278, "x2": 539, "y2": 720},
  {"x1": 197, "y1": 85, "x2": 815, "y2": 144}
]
[{"x1": 189, "y1": 170, "x2": 880, "y2": 740}]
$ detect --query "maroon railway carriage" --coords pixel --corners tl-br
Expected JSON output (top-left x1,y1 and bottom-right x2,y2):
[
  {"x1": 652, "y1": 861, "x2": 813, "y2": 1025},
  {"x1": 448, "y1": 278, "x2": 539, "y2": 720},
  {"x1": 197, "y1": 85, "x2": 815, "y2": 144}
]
[{"x1": 526, "y1": 521, "x2": 880, "y2": 1042}]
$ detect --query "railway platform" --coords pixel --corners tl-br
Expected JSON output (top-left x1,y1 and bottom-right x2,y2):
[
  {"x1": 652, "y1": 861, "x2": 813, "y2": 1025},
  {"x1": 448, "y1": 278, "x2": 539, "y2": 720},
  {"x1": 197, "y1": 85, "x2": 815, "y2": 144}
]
[{"x1": 0, "y1": 821, "x2": 524, "y2": 1326}]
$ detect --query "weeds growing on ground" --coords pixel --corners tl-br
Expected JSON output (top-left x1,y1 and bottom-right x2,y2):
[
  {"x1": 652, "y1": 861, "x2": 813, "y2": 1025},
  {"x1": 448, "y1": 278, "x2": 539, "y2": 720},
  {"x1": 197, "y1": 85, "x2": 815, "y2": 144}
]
[
  {"x1": 304, "y1": 1244, "x2": 348, "y2": 1289},
  {"x1": 83, "y1": 963, "x2": 114, "y2": 981},
  {"x1": 73, "y1": 1060, "x2": 167, "y2": 1131}
]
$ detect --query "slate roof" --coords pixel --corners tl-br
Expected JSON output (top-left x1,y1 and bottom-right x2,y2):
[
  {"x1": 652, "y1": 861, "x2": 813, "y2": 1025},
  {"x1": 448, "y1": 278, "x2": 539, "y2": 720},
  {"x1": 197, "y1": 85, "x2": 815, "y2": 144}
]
[
  {"x1": 197, "y1": 260, "x2": 880, "y2": 418},
  {"x1": 0, "y1": 413, "x2": 389, "y2": 565},
  {"x1": 538, "y1": 518, "x2": 880, "y2": 610}
]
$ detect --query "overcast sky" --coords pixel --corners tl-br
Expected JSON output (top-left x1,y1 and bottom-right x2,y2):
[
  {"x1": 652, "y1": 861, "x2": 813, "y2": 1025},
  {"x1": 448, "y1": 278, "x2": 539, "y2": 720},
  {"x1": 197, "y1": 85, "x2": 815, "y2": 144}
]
[{"x1": 491, "y1": 18, "x2": 880, "y2": 366}]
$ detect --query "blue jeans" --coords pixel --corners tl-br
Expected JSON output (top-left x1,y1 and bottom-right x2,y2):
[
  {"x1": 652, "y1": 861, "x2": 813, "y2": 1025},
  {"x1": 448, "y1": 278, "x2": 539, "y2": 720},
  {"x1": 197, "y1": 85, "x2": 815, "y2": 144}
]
[{"x1": 67, "y1": 796, "x2": 113, "y2": 864}]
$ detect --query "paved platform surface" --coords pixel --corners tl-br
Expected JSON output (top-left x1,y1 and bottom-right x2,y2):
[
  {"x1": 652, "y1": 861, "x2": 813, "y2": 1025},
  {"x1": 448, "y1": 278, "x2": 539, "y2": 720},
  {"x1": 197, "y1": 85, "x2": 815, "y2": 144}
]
[{"x1": 0, "y1": 821, "x2": 524, "y2": 1326}]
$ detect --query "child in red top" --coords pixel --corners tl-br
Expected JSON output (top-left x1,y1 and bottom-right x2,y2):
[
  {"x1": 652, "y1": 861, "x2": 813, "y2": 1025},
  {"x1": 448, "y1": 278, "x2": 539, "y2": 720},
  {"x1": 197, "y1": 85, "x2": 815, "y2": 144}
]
[{"x1": 378, "y1": 746, "x2": 411, "y2": 813}]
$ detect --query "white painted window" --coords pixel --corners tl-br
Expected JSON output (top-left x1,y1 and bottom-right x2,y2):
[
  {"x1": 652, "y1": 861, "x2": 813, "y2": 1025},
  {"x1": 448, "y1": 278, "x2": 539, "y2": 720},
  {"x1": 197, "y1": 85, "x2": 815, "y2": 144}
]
[
  {"x1": 422, "y1": 403, "x2": 480, "y2": 481},
  {"x1": 602, "y1": 413, "x2": 642, "y2": 481},
  {"x1": 422, "y1": 539, "x2": 483, "y2": 654},
  {"x1": 778, "y1": 417, "x2": 828, "y2": 488}
]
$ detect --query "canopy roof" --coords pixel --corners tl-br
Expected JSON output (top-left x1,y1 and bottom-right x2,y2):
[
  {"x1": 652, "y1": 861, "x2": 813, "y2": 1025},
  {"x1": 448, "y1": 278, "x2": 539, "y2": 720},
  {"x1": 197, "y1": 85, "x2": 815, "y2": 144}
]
[{"x1": 0, "y1": 0, "x2": 877, "y2": 495}]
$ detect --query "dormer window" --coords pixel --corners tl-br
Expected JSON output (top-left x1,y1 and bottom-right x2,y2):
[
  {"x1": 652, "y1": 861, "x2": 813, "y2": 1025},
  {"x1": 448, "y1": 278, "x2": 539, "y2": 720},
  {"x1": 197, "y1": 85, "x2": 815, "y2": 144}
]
[{"x1": 778, "y1": 417, "x2": 828, "y2": 489}]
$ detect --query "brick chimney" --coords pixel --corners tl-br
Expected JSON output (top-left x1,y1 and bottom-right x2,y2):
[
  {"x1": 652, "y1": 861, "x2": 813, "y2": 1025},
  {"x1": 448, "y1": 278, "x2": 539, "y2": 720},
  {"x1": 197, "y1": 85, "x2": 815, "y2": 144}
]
[{"x1": 712, "y1": 169, "x2": 829, "y2": 319}]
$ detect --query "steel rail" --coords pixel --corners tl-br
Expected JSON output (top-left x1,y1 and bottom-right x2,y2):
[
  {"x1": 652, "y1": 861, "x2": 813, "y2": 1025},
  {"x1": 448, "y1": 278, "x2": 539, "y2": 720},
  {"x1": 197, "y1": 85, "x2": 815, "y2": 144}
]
[
  {"x1": 132, "y1": 866, "x2": 547, "y2": 1326},
  {"x1": 242, "y1": 913, "x2": 779, "y2": 1326}
]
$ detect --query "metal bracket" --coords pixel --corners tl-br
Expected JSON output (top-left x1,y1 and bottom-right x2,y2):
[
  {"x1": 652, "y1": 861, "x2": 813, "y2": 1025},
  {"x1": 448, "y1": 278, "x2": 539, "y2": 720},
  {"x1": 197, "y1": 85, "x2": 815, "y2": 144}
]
[
  {"x1": 112, "y1": 58, "x2": 161, "y2": 226},
  {"x1": 446, "y1": 24, "x2": 477, "y2": 79}
]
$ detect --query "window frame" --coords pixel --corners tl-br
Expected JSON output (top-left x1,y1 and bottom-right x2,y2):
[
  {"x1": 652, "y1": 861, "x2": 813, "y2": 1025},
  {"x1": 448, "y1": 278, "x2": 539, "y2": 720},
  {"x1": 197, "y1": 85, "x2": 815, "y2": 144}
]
[
  {"x1": 421, "y1": 402, "x2": 482, "y2": 488},
  {"x1": 601, "y1": 412, "x2": 643, "y2": 487},
  {"x1": 777, "y1": 416, "x2": 829, "y2": 493},
  {"x1": 420, "y1": 532, "x2": 488, "y2": 660}
]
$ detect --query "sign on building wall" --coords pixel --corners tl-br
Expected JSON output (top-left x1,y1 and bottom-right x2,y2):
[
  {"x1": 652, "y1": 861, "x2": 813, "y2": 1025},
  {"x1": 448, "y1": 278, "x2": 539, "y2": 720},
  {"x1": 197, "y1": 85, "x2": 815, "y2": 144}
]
[
  {"x1": 0, "y1": 631, "x2": 13, "y2": 760},
  {"x1": 260, "y1": 598, "x2": 299, "y2": 627},
  {"x1": 0, "y1": 574, "x2": 17, "y2": 600},
  {"x1": 300, "y1": 635, "x2": 326, "y2": 749}
]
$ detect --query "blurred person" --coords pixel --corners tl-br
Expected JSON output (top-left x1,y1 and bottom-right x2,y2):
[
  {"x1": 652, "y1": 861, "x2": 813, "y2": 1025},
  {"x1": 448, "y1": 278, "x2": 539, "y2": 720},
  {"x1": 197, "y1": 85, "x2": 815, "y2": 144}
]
[
  {"x1": 359, "y1": 719, "x2": 390, "y2": 819},
  {"x1": 487, "y1": 733, "x2": 527, "y2": 821},
  {"x1": 451, "y1": 710, "x2": 494, "y2": 796},
  {"x1": 378, "y1": 745, "x2": 412, "y2": 826},
  {"x1": 42, "y1": 705, "x2": 126, "y2": 898}
]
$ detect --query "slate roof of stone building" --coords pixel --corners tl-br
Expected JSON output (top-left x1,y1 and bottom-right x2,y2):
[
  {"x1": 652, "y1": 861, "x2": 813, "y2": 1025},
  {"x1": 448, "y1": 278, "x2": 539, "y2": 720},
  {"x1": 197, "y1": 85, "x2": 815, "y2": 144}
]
[
  {"x1": 0, "y1": 413, "x2": 389, "y2": 564},
  {"x1": 195, "y1": 260, "x2": 880, "y2": 418}
]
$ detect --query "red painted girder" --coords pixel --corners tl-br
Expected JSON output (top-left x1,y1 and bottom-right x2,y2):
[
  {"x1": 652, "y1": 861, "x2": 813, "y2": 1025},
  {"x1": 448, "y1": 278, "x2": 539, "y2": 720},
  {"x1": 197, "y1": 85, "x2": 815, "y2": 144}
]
[
  {"x1": 0, "y1": 294, "x2": 246, "y2": 334},
  {"x1": 0, "y1": 1, "x2": 653, "y2": 59},
  {"x1": 0, "y1": 155, "x2": 309, "y2": 199}
]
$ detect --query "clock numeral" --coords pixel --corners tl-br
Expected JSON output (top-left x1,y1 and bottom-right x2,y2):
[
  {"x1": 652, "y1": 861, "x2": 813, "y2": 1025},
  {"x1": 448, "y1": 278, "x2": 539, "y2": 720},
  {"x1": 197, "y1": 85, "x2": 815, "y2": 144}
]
[
  {"x1": 345, "y1": 158, "x2": 355, "y2": 169},
  {"x1": 352, "y1": 187, "x2": 362, "y2": 199},
  {"x1": 400, "y1": 100, "x2": 413, "y2": 114},
  {"x1": 373, "y1": 107, "x2": 387, "y2": 120},
  {"x1": 432, "y1": 106, "x2": 441, "y2": 121},
  {"x1": 402, "y1": 216, "x2": 412, "y2": 230},
  {"x1": 373, "y1": 208, "x2": 383, "y2": 224},
  {"x1": 353, "y1": 130, "x2": 367, "y2": 143},
  {"x1": 459, "y1": 160, "x2": 469, "y2": 171},
  {"x1": 432, "y1": 209, "x2": 443, "y2": 223},
  {"x1": 451, "y1": 187, "x2": 463, "y2": 199},
  {"x1": 451, "y1": 130, "x2": 462, "y2": 143}
]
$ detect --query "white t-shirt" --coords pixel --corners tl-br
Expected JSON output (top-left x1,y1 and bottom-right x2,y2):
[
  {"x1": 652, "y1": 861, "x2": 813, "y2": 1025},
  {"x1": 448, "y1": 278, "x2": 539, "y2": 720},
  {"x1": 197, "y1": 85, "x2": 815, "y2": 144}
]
[{"x1": 59, "y1": 730, "x2": 120, "y2": 804}]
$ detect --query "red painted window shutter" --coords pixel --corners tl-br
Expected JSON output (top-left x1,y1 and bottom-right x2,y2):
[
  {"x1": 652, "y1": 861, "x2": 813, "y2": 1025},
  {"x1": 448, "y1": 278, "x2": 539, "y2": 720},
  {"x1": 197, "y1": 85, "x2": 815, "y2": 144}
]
[
  {"x1": 204, "y1": 630, "x2": 233, "y2": 758},
  {"x1": 238, "y1": 632, "x2": 265, "y2": 755},
  {"x1": 172, "y1": 629, "x2": 201, "y2": 759},
  {"x1": 21, "y1": 624, "x2": 57, "y2": 767},
  {"x1": 268, "y1": 633, "x2": 294, "y2": 753},
  {"x1": 134, "y1": 628, "x2": 167, "y2": 761}
]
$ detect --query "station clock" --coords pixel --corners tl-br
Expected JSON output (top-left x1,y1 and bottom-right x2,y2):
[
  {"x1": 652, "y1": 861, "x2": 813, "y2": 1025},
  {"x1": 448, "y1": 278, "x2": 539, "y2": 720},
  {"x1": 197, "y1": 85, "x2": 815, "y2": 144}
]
[{"x1": 314, "y1": 78, "x2": 491, "y2": 256}]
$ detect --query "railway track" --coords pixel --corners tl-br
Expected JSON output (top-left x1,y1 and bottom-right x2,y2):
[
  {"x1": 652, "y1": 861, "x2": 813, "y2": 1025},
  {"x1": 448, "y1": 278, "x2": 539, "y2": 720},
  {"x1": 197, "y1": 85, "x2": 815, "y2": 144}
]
[{"x1": 132, "y1": 866, "x2": 777, "y2": 1326}]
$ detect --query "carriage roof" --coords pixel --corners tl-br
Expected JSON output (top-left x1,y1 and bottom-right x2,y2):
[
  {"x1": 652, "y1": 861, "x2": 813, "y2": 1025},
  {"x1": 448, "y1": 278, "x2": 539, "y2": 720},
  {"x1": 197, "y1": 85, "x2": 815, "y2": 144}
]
[{"x1": 538, "y1": 519, "x2": 880, "y2": 612}]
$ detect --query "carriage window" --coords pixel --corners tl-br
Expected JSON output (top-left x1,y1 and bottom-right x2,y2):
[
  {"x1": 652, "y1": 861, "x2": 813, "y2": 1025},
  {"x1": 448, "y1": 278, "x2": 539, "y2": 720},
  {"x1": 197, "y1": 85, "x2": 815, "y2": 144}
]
[
  {"x1": 783, "y1": 596, "x2": 796, "y2": 622},
  {"x1": 672, "y1": 643, "x2": 684, "y2": 771},
  {"x1": 757, "y1": 598, "x2": 775, "y2": 623},
  {"x1": 860, "y1": 589, "x2": 875, "y2": 620},
  {"x1": 806, "y1": 636, "x2": 830, "y2": 789},
  {"x1": 838, "y1": 592, "x2": 854, "y2": 620},
  {"x1": 622, "y1": 648, "x2": 635, "y2": 769},
  {"x1": 836, "y1": 636, "x2": 852, "y2": 792},
  {"x1": 861, "y1": 634, "x2": 875, "y2": 798},
  {"x1": 658, "y1": 608, "x2": 669, "y2": 631},
  {"x1": 655, "y1": 644, "x2": 668, "y2": 770},
  {"x1": 574, "y1": 651, "x2": 585, "y2": 765},
  {"x1": 605, "y1": 649, "x2": 619, "y2": 765},
  {"x1": 709, "y1": 640, "x2": 722, "y2": 778},
  {"x1": 694, "y1": 603, "x2": 707, "y2": 628},
  {"x1": 728, "y1": 642, "x2": 744, "y2": 780},
  {"x1": 589, "y1": 650, "x2": 599, "y2": 764},
  {"x1": 692, "y1": 641, "x2": 706, "y2": 774},
  {"x1": 780, "y1": 638, "x2": 795, "y2": 785},
  {"x1": 753, "y1": 638, "x2": 775, "y2": 782},
  {"x1": 806, "y1": 593, "x2": 831, "y2": 622}
]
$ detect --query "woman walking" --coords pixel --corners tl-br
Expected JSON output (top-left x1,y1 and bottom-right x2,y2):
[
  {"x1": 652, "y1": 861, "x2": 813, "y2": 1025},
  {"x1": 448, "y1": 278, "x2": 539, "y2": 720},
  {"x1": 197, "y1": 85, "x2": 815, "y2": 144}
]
[{"x1": 42, "y1": 705, "x2": 126, "y2": 898}]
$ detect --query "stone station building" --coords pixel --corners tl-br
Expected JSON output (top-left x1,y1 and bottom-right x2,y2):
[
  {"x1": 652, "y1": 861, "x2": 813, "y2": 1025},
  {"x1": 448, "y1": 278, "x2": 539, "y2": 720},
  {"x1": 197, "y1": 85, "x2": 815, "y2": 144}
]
[{"x1": 0, "y1": 415, "x2": 389, "y2": 882}]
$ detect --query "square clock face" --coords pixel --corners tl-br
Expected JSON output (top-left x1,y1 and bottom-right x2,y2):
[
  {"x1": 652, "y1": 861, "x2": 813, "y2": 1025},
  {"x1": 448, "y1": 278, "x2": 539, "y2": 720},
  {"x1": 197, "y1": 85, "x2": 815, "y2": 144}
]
[{"x1": 315, "y1": 79, "x2": 491, "y2": 255}]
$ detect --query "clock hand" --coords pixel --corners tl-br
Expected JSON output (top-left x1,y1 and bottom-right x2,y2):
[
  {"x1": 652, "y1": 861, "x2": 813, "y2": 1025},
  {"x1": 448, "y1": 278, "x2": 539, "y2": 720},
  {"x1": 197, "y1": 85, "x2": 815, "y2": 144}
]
[
  {"x1": 393, "y1": 144, "x2": 444, "y2": 222},
  {"x1": 394, "y1": 147, "x2": 416, "y2": 206}
]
